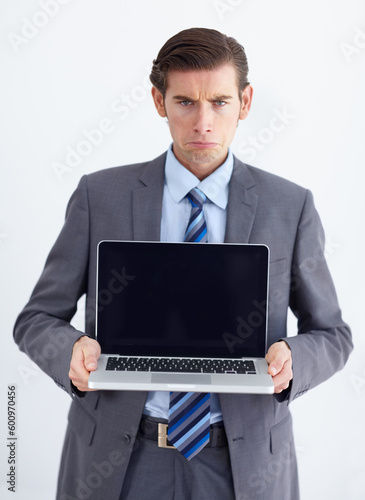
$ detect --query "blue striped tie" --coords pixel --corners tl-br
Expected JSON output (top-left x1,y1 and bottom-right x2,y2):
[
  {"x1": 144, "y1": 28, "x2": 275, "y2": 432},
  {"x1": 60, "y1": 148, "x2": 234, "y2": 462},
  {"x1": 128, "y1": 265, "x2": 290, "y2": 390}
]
[
  {"x1": 184, "y1": 188, "x2": 208, "y2": 243},
  {"x1": 167, "y1": 187, "x2": 211, "y2": 460}
]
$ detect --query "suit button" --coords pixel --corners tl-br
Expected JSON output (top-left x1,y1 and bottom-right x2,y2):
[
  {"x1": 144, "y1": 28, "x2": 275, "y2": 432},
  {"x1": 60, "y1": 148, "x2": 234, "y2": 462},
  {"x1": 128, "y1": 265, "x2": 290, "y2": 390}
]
[{"x1": 121, "y1": 433, "x2": 131, "y2": 445}]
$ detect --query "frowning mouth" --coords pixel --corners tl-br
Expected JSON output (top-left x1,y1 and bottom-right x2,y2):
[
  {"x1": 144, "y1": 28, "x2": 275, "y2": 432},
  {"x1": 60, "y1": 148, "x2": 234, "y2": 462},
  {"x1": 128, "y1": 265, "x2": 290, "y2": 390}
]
[{"x1": 187, "y1": 142, "x2": 218, "y2": 149}]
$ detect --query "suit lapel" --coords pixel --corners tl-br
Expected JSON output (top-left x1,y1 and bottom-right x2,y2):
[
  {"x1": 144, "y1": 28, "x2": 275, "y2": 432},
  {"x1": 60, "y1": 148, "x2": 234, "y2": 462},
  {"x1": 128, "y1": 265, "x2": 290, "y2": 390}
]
[
  {"x1": 224, "y1": 157, "x2": 258, "y2": 243},
  {"x1": 131, "y1": 153, "x2": 258, "y2": 243},
  {"x1": 132, "y1": 152, "x2": 166, "y2": 241}
]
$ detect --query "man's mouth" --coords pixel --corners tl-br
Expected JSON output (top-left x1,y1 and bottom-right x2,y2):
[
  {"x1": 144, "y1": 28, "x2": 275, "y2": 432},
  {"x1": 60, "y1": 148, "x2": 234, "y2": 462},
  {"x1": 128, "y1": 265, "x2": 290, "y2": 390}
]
[{"x1": 187, "y1": 142, "x2": 218, "y2": 149}]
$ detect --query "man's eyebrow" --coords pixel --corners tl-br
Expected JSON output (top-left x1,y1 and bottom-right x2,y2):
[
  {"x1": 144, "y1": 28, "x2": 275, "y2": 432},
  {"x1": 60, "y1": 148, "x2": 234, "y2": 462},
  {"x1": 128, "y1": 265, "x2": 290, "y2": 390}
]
[
  {"x1": 210, "y1": 95, "x2": 233, "y2": 101},
  {"x1": 172, "y1": 95, "x2": 197, "y2": 101},
  {"x1": 172, "y1": 95, "x2": 233, "y2": 101}
]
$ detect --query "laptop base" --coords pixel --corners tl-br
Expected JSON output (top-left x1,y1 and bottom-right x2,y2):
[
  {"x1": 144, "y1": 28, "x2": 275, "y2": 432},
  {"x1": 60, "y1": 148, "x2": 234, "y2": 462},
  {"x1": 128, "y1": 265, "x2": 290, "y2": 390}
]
[{"x1": 88, "y1": 356, "x2": 274, "y2": 394}]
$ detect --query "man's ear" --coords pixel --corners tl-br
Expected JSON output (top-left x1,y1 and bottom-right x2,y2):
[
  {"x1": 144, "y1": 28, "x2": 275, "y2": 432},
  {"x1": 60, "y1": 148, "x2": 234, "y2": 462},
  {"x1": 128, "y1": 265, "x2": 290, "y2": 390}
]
[
  {"x1": 151, "y1": 87, "x2": 167, "y2": 118},
  {"x1": 239, "y1": 85, "x2": 253, "y2": 121}
]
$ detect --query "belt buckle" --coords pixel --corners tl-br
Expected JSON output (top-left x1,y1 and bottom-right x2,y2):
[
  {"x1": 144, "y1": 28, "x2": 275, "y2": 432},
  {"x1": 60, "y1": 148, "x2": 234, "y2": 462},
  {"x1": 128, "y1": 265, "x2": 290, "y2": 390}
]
[{"x1": 158, "y1": 423, "x2": 175, "y2": 449}]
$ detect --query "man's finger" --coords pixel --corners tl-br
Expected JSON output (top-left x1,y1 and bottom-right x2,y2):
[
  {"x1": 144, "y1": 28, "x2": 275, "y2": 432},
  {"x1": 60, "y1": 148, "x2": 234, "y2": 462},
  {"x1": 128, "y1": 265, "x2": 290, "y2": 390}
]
[
  {"x1": 84, "y1": 347, "x2": 100, "y2": 371},
  {"x1": 271, "y1": 359, "x2": 293, "y2": 393},
  {"x1": 268, "y1": 357, "x2": 285, "y2": 377},
  {"x1": 69, "y1": 337, "x2": 101, "y2": 392},
  {"x1": 266, "y1": 341, "x2": 291, "y2": 376},
  {"x1": 75, "y1": 337, "x2": 100, "y2": 363}
]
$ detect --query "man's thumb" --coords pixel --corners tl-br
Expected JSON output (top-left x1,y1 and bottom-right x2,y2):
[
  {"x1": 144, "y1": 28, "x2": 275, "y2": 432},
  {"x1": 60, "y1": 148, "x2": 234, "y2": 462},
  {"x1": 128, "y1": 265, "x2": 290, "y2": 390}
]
[{"x1": 84, "y1": 348, "x2": 99, "y2": 371}]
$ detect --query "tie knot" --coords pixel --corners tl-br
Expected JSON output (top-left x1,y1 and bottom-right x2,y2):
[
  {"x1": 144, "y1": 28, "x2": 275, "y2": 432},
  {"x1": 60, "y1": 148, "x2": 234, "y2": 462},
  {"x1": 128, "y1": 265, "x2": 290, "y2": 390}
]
[{"x1": 186, "y1": 187, "x2": 207, "y2": 208}]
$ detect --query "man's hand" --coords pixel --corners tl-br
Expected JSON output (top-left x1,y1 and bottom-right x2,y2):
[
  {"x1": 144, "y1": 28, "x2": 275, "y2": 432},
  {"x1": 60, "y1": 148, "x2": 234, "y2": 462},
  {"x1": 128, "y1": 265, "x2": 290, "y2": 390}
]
[
  {"x1": 265, "y1": 341, "x2": 293, "y2": 394},
  {"x1": 69, "y1": 336, "x2": 101, "y2": 392}
]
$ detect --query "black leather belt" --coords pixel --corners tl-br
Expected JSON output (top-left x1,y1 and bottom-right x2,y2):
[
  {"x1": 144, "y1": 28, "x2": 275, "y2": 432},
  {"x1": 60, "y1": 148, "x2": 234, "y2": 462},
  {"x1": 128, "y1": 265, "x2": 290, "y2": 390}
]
[{"x1": 139, "y1": 416, "x2": 228, "y2": 449}]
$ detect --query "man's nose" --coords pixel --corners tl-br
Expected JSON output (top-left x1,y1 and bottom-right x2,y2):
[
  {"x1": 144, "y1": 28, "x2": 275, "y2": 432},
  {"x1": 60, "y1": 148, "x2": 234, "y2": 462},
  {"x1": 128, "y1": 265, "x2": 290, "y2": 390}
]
[{"x1": 193, "y1": 105, "x2": 213, "y2": 134}]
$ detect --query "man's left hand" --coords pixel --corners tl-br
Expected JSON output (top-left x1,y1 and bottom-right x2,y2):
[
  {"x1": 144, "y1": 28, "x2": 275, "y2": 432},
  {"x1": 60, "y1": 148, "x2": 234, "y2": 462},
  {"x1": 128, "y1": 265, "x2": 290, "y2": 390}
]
[{"x1": 265, "y1": 341, "x2": 293, "y2": 394}]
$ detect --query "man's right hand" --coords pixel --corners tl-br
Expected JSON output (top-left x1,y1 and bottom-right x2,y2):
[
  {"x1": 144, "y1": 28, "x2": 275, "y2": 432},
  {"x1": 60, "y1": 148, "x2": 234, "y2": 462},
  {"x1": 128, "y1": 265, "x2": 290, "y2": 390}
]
[{"x1": 69, "y1": 336, "x2": 101, "y2": 392}]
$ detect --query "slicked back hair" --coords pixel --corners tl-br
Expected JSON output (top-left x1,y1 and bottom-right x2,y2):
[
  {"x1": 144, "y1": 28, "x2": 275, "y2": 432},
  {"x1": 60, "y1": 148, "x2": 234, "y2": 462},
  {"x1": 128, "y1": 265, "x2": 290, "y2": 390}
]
[{"x1": 150, "y1": 27, "x2": 250, "y2": 99}]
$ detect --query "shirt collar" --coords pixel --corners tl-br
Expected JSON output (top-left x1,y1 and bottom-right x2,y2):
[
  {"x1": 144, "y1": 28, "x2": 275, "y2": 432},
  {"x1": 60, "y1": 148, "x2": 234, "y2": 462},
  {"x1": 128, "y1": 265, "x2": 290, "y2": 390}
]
[{"x1": 165, "y1": 144, "x2": 234, "y2": 209}]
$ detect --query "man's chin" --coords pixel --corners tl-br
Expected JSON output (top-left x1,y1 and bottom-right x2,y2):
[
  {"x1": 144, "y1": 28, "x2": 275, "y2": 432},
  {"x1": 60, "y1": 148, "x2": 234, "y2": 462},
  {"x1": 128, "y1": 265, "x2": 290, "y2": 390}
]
[{"x1": 184, "y1": 148, "x2": 222, "y2": 165}]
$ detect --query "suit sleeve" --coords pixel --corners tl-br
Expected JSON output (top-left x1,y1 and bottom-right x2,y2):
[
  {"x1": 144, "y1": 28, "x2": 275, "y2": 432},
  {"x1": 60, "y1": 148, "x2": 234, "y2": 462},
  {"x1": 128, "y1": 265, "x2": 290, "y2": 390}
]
[
  {"x1": 13, "y1": 176, "x2": 91, "y2": 398},
  {"x1": 280, "y1": 189, "x2": 353, "y2": 404}
]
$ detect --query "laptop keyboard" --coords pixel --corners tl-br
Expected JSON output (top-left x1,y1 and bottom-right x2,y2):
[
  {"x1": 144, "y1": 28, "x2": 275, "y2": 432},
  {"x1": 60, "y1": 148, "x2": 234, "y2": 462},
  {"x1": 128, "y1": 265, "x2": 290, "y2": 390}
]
[{"x1": 106, "y1": 357, "x2": 257, "y2": 374}]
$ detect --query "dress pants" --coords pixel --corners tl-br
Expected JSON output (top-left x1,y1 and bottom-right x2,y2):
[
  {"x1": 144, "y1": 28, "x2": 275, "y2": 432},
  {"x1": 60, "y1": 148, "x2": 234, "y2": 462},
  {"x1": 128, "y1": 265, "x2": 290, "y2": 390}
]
[{"x1": 119, "y1": 419, "x2": 235, "y2": 500}]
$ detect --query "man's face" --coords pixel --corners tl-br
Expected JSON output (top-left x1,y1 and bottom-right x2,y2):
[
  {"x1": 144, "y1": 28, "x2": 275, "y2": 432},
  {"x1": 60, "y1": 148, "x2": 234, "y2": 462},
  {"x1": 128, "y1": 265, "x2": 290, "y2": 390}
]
[{"x1": 152, "y1": 63, "x2": 252, "y2": 179}]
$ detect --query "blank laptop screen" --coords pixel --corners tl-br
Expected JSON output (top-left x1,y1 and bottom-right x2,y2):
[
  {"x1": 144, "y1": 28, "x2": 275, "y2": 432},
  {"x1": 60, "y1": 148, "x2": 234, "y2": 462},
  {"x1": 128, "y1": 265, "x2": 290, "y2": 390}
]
[{"x1": 96, "y1": 241, "x2": 269, "y2": 358}]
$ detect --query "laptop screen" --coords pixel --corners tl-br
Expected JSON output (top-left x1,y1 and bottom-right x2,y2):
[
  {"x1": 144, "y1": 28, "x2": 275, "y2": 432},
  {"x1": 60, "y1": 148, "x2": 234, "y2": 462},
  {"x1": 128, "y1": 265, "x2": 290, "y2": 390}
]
[{"x1": 96, "y1": 241, "x2": 269, "y2": 358}]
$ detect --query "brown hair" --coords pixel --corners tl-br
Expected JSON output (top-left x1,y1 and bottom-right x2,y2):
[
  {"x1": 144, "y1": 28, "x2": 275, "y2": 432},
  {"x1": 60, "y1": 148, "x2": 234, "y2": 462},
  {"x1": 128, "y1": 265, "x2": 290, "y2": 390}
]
[{"x1": 150, "y1": 27, "x2": 250, "y2": 98}]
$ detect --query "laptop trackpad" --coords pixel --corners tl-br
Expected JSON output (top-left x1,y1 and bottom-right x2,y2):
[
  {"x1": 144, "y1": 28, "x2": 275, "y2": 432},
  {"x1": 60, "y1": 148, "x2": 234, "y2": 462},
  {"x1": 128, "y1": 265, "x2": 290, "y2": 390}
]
[{"x1": 152, "y1": 374, "x2": 211, "y2": 385}]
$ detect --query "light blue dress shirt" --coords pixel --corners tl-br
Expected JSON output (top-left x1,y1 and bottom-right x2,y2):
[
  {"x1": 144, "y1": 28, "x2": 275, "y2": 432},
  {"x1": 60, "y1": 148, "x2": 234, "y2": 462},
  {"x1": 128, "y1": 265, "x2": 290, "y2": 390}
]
[{"x1": 143, "y1": 144, "x2": 234, "y2": 423}]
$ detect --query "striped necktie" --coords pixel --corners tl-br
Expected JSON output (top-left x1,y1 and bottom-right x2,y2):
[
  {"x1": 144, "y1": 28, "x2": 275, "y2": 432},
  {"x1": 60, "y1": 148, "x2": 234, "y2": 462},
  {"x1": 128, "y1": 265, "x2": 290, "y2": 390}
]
[
  {"x1": 183, "y1": 188, "x2": 208, "y2": 243},
  {"x1": 167, "y1": 187, "x2": 211, "y2": 460}
]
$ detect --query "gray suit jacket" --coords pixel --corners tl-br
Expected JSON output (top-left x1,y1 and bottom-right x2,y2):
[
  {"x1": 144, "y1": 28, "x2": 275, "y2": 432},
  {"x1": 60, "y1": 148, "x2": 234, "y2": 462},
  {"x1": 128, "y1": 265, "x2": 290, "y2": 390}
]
[{"x1": 14, "y1": 152, "x2": 352, "y2": 500}]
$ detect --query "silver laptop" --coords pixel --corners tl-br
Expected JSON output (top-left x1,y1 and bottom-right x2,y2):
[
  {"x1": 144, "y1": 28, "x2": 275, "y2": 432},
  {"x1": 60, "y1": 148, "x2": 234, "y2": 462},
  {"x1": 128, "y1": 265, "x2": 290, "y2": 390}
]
[{"x1": 88, "y1": 241, "x2": 274, "y2": 394}]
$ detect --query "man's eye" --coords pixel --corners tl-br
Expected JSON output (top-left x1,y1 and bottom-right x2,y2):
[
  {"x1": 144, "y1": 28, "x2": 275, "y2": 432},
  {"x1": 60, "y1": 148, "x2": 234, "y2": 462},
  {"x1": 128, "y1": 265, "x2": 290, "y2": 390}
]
[
  {"x1": 215, "y1": 101, "x2": 226, "y2": 106},
  {"x1": 180, "y1": 101, "x2": 192, "y2": 106}
]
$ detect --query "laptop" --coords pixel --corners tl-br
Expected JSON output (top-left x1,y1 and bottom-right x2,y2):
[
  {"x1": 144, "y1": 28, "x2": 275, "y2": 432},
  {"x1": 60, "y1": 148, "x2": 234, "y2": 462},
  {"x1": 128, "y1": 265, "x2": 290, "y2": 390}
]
[{"x1": 88, "y1": 241, "x2": 274, "y2": 394}]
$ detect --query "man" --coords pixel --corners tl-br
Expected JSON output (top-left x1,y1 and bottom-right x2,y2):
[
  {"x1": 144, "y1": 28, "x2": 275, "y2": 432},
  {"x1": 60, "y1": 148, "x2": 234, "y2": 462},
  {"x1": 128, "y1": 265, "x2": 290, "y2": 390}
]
[{"x1": 14, "y1": 28, "x2": 352, "y2": 499}]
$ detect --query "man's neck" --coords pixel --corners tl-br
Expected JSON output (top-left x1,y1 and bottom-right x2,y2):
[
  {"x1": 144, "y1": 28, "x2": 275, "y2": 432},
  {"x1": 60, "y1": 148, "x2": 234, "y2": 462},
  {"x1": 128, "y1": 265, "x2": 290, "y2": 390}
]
[{"x1": 172, "y1": 145, "x2": 229, "y2": 181}]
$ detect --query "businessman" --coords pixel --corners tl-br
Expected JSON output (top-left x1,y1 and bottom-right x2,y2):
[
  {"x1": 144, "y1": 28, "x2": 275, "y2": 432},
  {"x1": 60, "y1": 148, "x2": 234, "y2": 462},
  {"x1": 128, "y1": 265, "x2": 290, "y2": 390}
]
[{"x1": 14, "y1": 28, "x2": 352, "y2": 499}]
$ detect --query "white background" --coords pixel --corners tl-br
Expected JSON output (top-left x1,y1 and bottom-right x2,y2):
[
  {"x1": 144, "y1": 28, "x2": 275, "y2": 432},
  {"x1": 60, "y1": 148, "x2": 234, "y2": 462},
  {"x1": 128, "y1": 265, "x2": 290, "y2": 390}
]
[{"x1": 1, "y1": 0, "x2": 365, "y2": 498}]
